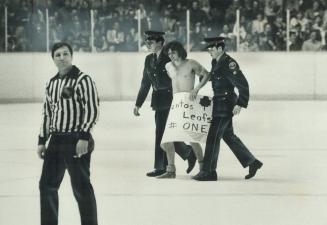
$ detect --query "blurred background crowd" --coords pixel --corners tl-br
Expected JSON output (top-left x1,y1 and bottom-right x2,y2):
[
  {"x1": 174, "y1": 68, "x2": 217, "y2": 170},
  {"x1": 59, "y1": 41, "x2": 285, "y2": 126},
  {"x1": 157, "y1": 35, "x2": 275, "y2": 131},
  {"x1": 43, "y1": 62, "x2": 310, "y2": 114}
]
[{"x1": 1, "y1": 0, "x2": 327, "y2": 52}]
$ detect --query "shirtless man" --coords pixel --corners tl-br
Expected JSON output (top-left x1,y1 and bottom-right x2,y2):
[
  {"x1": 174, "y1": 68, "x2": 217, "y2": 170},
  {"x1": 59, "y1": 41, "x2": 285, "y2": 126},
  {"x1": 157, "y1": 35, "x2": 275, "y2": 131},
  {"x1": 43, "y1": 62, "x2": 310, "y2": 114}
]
[{"x1": 157, "y1": 41, "x2": 211, "y2": 179}]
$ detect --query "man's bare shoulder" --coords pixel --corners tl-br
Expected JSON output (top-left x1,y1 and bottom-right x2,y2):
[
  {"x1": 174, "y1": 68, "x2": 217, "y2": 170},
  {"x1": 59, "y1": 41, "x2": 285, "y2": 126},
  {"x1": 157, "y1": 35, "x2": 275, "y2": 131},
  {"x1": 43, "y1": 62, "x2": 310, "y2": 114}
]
[
  {"x1": 186, "y1": 58, "x2": 200, "y2": 65},
  {"x1": 165, "y1": 61, "x2": 173, "y2": 69},
  {"x1": 185, "y1": 58, "x2": 202, "y2": 68}
]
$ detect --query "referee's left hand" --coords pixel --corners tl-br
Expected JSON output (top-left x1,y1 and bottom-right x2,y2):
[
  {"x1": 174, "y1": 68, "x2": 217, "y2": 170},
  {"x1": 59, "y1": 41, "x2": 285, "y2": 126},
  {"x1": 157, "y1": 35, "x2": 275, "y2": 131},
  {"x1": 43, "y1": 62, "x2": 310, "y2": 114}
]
[
  {"x1": 37, "y1": 145, "x2": 46, "y2": 159},
  {"x1": 75, "y1": 140, "x2": 89, "y2": 158}
]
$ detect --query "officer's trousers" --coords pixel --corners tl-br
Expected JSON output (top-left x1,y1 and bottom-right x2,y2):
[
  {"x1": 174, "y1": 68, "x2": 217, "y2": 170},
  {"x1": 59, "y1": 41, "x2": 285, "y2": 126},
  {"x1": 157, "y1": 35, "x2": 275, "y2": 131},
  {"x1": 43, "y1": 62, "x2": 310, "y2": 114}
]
[
  {"x1": 202, "y1": 116, "x2": 256, "y2": 172},
  {"x1": 154, "y1": 109, "x2": 192, "y2": 170},
  {"x1": 39, "y1": 134, "x2": 98, "y2": 225}
]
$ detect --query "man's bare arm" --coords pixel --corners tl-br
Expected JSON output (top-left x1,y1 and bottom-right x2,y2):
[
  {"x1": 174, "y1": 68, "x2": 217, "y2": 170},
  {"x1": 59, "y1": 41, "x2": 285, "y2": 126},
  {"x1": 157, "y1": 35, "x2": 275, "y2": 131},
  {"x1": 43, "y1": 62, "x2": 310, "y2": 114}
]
[{"x1": 189, "y1": 61, "x2": 210, "y2": 100}]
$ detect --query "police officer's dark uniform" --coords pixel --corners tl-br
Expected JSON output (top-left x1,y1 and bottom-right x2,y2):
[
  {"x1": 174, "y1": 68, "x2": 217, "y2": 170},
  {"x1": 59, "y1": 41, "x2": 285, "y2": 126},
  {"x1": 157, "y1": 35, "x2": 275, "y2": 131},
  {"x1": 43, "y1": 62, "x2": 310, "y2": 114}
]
[
  {"x1": 193, "y1": 37, "x2": 263, "y2": 181},
  {"x1": 135, "y1": 31, "x2": 196, "y2": 177}
]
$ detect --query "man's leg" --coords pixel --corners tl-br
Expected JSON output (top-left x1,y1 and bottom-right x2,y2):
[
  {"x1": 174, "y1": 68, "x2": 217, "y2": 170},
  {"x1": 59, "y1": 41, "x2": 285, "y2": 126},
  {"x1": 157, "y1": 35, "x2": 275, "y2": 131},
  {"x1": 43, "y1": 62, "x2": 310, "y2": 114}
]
[
  {"x1": 193, "y1": 116, "x2": 231, "y2": 181},
  {"x1": 190, "y1": 142, "x2": 204, "y2": 171},
  {"x1": 222, "y1": 120, "x2": 263, "y2": 179},
  {"x1": 222, "y1": 120, "x2": 256, "y2": 168},
  {"x1": 174, "y1": 142, "x2": 192, "y2": 160},
  {"x1": 65, "y1": 135, "x2": 98, "y2": 225},
  {"x1": 39, "y1": 136, "x2": 66, "y2": 225},
  {"x1": 153, "y1": 109, "x2": 169, "y2": 171},
  {"x1": 202, "y1": 116, "x2": 231, "y2": 172},
  {"x1": 157, "y1": 142, "x2": 176, "y2": 178}
]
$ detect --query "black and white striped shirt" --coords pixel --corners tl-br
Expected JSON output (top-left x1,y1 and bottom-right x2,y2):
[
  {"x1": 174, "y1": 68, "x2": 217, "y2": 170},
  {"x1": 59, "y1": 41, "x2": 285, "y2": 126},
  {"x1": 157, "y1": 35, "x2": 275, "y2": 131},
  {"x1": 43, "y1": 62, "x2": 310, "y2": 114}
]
[{"x1": 38, "y1": 65, "x2": 99, "y2": 145}]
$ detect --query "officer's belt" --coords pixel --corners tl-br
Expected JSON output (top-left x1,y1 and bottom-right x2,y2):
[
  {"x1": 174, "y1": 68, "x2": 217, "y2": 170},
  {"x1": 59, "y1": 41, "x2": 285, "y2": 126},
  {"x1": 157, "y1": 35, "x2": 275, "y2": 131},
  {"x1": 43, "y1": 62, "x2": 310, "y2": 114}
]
[
  {"x1": 214, "y1": 91, "x2": 231, "y2": 97},
  {"x1": 153, "y1": 87, "x2": 171, "y2": 92}
]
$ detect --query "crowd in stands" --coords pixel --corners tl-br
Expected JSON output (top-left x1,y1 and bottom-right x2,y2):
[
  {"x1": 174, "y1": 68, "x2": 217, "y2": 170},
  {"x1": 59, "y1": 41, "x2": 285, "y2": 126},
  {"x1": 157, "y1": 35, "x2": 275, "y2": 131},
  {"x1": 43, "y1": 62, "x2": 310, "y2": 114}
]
[{"x1": 1, "y1": 0, "x2": 327, "y2": 52}]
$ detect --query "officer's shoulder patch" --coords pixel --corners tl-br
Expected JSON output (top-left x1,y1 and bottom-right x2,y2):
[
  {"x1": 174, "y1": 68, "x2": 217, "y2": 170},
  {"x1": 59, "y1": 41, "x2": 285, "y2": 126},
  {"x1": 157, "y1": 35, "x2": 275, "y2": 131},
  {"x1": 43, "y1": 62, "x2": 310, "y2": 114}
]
[{"x1": 229, "y1": 61, "x2": 237, "y2": 70}]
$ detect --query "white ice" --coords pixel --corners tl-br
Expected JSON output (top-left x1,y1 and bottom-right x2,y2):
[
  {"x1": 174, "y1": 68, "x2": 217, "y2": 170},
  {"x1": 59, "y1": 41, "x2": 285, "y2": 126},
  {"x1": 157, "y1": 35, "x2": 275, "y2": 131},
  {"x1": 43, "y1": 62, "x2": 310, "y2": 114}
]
[{"x1": 0, "y1": 101, "x2": 327, "y2": 225}]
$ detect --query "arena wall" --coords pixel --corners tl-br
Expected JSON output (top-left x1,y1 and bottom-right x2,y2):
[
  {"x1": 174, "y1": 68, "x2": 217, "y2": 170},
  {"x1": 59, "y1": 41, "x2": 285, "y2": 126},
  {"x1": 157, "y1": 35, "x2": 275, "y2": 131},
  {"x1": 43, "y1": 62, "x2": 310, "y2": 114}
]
[{"x1": 0, "y1": 52, "x2": 326, "y2": 103}]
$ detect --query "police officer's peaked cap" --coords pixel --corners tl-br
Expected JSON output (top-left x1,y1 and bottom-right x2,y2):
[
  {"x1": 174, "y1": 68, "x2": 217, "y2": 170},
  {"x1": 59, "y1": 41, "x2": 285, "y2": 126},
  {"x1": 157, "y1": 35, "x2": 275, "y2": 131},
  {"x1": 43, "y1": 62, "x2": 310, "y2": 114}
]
[
  {"x1": 203, "y1": 36, "x2": 225, "y2": 49},
  {"x1": 144, "y1": 30, "x2": 165, "y2": 40}
]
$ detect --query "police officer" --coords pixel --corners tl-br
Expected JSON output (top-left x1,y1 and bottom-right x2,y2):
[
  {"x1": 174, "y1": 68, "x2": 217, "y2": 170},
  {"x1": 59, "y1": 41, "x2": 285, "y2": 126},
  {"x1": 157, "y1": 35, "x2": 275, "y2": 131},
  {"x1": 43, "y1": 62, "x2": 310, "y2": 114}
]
[
  {"x1": 133, "y1": 31, "x2": 196, "y2": 177},
  {"x1": 193, "y1": 37, "x2": 263, "y2": 181}
]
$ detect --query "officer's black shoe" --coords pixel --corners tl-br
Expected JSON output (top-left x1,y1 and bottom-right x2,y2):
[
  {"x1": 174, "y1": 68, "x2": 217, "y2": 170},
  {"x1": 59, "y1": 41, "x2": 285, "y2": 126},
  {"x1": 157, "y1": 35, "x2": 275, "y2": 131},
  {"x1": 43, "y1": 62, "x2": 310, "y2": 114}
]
[
  {"x1": 245, "y1": 160, "x2": 263, "y2": 179},
  {"x1": 186, "y1": 151, "x2": 197, "y2": 174},
  {"x1": 146, "y1": 170, "x2": 166, "y2": 177},
  {"x1": 192, "y1": 171, "x2": 217, "y2": 181}
]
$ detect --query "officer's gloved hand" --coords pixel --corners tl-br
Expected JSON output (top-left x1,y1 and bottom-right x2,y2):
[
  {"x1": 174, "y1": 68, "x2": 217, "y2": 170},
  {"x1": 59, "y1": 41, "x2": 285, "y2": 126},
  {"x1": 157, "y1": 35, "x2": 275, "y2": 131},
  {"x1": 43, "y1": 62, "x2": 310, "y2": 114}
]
[{"x1": 133, "y1": 106, "x2": 140, "y2": 116}]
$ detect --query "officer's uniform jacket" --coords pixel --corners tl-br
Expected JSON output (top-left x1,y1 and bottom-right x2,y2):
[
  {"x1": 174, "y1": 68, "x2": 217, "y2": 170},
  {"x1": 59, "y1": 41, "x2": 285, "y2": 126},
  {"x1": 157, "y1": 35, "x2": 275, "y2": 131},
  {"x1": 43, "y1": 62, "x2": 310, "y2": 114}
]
[
  {"x1": 210, "y1": 52, "x2": 249, "y2": 117},
  {"x1": 135, "y1": 51, "x2": 173, "y2": 111}
]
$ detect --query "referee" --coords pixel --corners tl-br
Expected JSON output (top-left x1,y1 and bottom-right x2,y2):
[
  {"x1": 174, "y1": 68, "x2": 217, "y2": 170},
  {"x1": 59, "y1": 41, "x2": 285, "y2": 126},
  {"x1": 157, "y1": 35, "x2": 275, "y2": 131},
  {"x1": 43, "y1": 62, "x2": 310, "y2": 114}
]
[{"x1": 37, "y1": 42, "x2": 99, "y2": 225}]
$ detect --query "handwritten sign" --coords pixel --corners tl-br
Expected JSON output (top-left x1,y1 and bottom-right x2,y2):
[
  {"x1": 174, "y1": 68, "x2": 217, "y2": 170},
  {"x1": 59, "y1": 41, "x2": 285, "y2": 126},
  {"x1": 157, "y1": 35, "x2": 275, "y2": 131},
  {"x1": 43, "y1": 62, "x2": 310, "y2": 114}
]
[{"x1": 161, "y1": 92, "x2": 212, "y2": 144}]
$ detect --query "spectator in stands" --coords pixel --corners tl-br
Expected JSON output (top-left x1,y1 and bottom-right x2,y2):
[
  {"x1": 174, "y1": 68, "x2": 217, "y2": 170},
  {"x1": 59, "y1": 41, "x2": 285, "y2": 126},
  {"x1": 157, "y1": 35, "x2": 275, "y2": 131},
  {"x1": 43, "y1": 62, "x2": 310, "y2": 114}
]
[
  {"x1": 289, "y1": 31, "x2": 302, "y2": 51},
  {"x1": 250, "y1": 0, "x2": 264, "y2": 20},
  {"x1": 174, "y1": 21, "x2": 187, "y2": 45},
  {"x1": 302, "y1": 20, "x2": 314, "y2": 41},
  {"x1": 201, "y1": 0, "x2": 210, "y2": 16},
  {"x1": 302, "y1": 30, "x2": 322, "y2": 51},
  {"x1": 191, "y1": 22, "x2": 206, "y2": 51},
  {"x1": 252, "y1": 13, "x2": 267, "y2": 35},
  {"x1": 121, "y1": 33, "x2": 138, "y2": 51},
  {"x1": 242, "y1": 0, "x2": 255, "y2": 20},
  {"x1": 225, "y1": 0, "x2": 241, "y2": 24},
  {"x1": 305, "y1": 1, "x2": 324, "y2": 20},
  {"x1": 290, "y1": 11, "x2": 310, "y2": 32},
  {"x1": 106, "y1": 21, "x2": 124, "y2": 51},
  {"x1": 239, "y1": 33, "x2": 259, "y2": 52},
  {"x1": 320, "y1": 21, "x2": 327, "y2": 46},
  {"x1": 124, "y1": 8, "x2": 138, "y2": 33},
  {"x1": 220, "y1": 24, "x2": 235, "y2": 39},
  {"x1": 190, "y1": 0, "x2": 208, "y2": 27},
  {"x1": 293, "y1": 23, "x2": 305, "y2": 45},
  {"x1": 259, "y1": 23, "x2": 277, "y2": 51},
  {"x1": 142, "y1": 11, "x2": 162, "y2": 33},
  {"x1": 220, "y1": 24, "x2": 236, "y2": 51},
  {"x1": 29, "y1": 24, "x2": 47, "y2": 51},
  {"x1": 173, "y1": 2, "x2": 187, "y2": 25},
  {"x1": 272, "y1": 14, "x2": 287, "y2": 50},
  {"x1": 286, "y1": 0, "x2": 300, "y2": 15},
  {"x1": 14, "y1": 26, "x2": 28, "y2": 51},
  {"x1": 233, "y1": 15, "x2": 250, "y2": 41},
  {"x1": 93, "y1": 27, "x2": 108, "y2": 52},
  {"x1": 138, "y1": 3, "x2": 147, "y2": 20},
  {"x1": 265, "y1": 0, "x2": 282, "y2": 24},
  {"x1": 312, "y1": 15, "x2": 323, "y2": 31},
  {"x1": 77, "y1": 35, "x2": 91, "y2": 52},
  {"x1": 79, "y1": 0, "x2": 91, "y2": 22}
]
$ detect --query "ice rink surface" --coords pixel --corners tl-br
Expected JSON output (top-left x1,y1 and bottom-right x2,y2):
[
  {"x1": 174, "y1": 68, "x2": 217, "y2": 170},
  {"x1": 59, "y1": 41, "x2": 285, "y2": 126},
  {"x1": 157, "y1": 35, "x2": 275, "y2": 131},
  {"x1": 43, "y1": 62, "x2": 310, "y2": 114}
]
[{"x1": 0, "y1": 100, "x2": 327, "y2": 225}]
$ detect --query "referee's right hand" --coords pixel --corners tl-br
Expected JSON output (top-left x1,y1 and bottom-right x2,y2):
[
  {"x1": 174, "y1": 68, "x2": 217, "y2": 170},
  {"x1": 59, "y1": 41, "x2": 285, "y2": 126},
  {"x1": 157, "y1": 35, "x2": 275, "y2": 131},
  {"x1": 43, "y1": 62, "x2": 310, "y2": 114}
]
[{"x1": 37, "y1": 145, "x2": 46, "y2": 159}]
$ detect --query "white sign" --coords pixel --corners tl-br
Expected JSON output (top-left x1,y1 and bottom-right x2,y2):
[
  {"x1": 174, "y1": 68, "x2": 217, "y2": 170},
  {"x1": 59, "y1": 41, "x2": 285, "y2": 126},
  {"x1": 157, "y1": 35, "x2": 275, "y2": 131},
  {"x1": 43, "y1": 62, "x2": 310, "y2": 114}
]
[{"x1": 161, "y1": 92, "x2": 213, "y2": 144}]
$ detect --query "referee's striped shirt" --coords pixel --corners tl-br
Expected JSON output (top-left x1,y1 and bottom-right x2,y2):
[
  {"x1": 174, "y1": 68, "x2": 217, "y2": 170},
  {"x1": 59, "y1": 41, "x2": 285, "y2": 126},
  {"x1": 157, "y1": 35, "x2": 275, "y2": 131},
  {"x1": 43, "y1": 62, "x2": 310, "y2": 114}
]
[{"x1": 38, "y1": 65, "x2": 99, "y2": 145}]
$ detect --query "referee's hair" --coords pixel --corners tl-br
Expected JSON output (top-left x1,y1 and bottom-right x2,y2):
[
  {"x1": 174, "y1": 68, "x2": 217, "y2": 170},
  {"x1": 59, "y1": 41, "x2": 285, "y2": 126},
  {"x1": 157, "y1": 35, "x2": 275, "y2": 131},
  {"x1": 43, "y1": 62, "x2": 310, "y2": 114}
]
[
  {"x1": 51, "y1": 42, "x2": 73, "y2": 58},
  {"x1": 165, "y1": 41, "x2": 187, "y2": 60}
]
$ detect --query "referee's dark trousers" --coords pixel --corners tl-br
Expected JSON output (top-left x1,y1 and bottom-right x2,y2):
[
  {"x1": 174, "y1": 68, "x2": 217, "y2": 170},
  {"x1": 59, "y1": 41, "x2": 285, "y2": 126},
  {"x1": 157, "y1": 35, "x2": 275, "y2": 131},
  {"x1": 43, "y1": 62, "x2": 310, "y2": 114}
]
[
  {"x1": 39, "y1": 133, "x2": 97, "y2": 225},
  {"x1": 202, "y1": 116, "x2": 256, "y2": 172}
]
